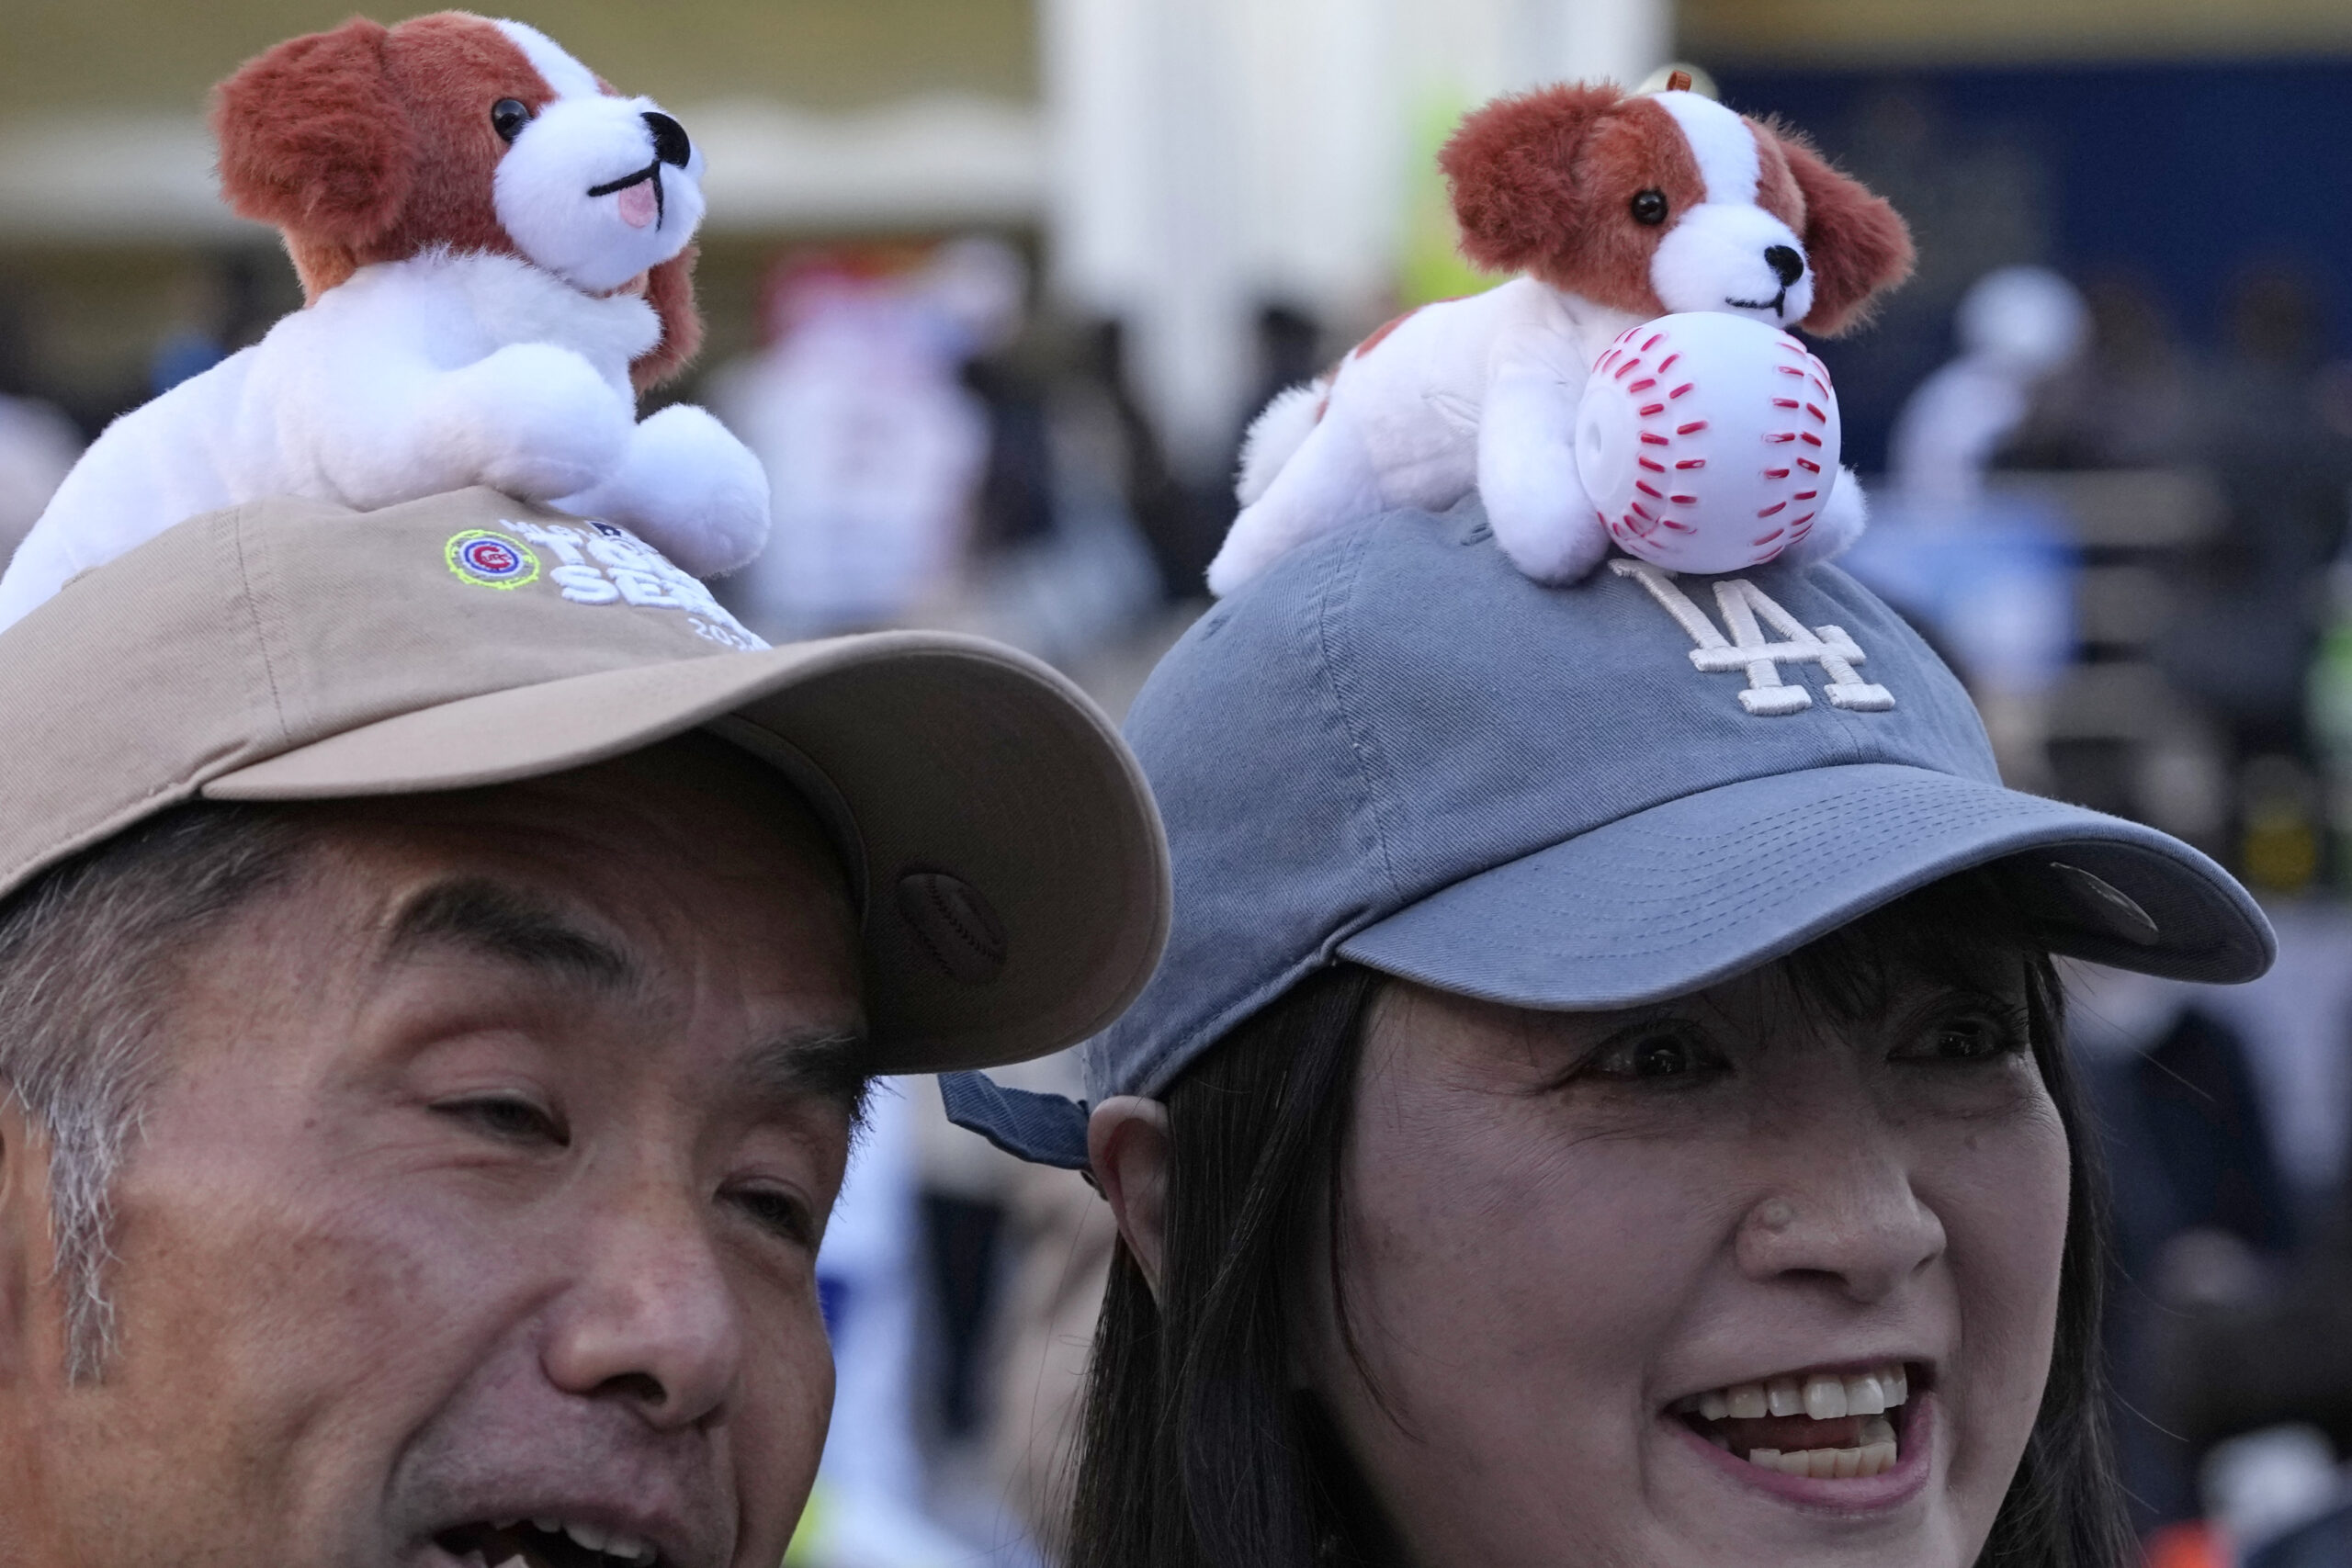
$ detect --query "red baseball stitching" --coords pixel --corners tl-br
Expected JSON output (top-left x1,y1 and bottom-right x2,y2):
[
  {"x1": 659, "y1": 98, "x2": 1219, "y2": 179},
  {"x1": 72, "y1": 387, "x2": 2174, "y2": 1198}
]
[{"x1": 1605, "y1": 321, "x2": 1829, "y2": 569}]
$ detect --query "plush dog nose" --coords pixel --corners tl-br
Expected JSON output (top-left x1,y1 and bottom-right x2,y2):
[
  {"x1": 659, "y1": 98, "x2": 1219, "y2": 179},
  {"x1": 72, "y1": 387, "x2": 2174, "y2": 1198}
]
[
  {"x1": 643, "y1": 111, "x2": 691, "y2": 168},
  {"x1": 1765, "y1": 245, "x2": 1805, "y2": 288}
]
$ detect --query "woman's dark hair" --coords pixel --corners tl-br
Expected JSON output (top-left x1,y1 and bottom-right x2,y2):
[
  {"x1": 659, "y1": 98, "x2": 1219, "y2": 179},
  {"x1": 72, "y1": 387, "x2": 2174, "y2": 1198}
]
[{"x1": 1067, "y1": 869, "x2": 2135, "y2": 1568}]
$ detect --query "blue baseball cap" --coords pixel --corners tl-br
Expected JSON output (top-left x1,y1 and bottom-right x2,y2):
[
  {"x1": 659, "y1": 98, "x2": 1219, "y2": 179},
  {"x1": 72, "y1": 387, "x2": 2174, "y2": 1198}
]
[{"x1": 944, "y1": 499, "x2": 2274, "y2": 1168}]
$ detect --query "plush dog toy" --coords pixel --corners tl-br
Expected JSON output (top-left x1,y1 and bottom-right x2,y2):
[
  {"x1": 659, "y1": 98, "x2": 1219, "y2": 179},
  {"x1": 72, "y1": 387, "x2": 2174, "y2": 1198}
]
[
  {"x1": 0, "y1": 12, "x2": 767, "y2": 631},
  {"x1": 1208, "y1": 79, "x2": 1914, "y2": 596}
]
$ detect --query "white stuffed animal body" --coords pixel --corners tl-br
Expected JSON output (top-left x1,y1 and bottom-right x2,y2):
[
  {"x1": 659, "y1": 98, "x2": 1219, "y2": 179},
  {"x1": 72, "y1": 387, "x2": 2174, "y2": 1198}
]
[
  {"x1": 1209, "y1": 83, "x2": 1915, "y2": 597},
  {"x1": 0, "y1": 250, "x2": 761, "y2": 628},
  {"x1": 0, "y1": 13, "x2": 767, "y2": 632}
]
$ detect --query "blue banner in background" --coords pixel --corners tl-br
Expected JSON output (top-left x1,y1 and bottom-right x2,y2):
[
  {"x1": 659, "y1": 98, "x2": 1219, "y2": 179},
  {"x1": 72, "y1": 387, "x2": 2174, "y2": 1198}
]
[{"x1": 1712, "y1": 57, "x2": 2352, "y2": 472}]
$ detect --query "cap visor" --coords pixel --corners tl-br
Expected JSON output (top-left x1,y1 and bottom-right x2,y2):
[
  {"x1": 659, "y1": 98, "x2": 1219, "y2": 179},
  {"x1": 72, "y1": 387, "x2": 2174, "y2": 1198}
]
[
  {"x1": 202, "y1": 631, "x2": 1169, "y2": 1074},
  {"x1": 1340, "y1": 761, "x2": 2272, "y2": 1008}
]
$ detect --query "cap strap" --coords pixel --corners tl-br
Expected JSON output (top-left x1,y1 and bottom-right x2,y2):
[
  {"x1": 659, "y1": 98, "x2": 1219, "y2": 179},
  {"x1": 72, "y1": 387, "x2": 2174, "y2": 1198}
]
[{"x1": 938, "y1": 1071, "x2": 1091, "y2": 1169}]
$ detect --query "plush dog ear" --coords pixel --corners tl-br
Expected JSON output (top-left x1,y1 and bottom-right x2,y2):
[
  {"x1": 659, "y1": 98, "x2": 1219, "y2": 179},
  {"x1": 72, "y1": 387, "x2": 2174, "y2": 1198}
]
[
  {"x1": 1775, "y1": 130, "x2": 1914, "y2": 336},
  {"x1": 211, "y1": 19, "x2": 415, "y2": 258},
  {"x1": 1441, "y1": 83, "x2": 1627, "y2": 274},
  {"x1": 631, "y1": 247, "x2": 706, "y2": 395}
]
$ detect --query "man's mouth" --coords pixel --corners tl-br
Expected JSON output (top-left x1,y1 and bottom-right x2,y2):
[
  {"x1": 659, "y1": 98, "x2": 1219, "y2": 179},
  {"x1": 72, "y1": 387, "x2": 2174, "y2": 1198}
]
[
  {"x1": 1670, "y1": 1359, "x2": 1917, "y2": 1479},
  {"x1": 435, "y1": 1517, "x2": 660, "y2": 1568},
  {"x1": 587, "y1": 163, "x2": 665, "y2": 231}
]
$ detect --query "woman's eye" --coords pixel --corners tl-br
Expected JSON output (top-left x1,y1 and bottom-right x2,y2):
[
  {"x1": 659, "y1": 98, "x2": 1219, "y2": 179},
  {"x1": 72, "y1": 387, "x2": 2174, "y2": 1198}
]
[
  {"x1": 1589, "y1": 1026, "x2": 1724, "y2": 1081},
  {"x1": 1899, "y1": 1011, "x2": 2027, "y2": 1064},
  {"x1": 437, "y1": 1094, "x2": 566, "y2": 1145},
  {"x1": 729, "y1": 1186, "x2": 817, "y2": 1247},
  {"x1": 1630, "y1": 187, "x2": 1669, "y2": 225}
]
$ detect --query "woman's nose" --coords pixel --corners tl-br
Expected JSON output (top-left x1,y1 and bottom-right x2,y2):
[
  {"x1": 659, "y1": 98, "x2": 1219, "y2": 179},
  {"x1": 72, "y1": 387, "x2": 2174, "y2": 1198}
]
[
  {"x1": 540, "y1": 1187, "x2": 744, "y2": 1429},
  {"x1": 1734, "y1": 1144, "x2": 1947, "y2": 1303}
]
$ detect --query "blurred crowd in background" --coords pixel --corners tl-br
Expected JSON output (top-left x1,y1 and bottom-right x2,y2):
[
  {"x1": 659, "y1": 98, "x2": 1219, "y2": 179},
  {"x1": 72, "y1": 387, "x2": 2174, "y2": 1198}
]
[{"x1": 7, "y1": 1, "x2": 2352, "y2": 1564}]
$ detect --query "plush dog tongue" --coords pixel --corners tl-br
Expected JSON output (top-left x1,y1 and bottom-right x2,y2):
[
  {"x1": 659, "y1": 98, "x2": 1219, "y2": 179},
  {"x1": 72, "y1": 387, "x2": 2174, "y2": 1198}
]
[{"x1": 617, "y1": 181, "x2": 658, "y2": 229}]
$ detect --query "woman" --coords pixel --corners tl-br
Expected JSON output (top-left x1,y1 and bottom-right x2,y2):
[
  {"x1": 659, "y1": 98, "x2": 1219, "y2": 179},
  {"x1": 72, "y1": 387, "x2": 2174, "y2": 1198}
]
[{"x1": 945, "y1": 502, "x2": 2272, "y2": 1567}]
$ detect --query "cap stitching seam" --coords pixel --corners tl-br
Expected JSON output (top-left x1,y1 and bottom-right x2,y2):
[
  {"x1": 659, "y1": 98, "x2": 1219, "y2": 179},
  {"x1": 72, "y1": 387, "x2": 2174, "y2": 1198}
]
[
  {"x1": 1313, "y1": 525, "x2": 1405, "y2": 908},
  {"x1": 227, "y1": 503, "x2": 292, "y2": 749}
]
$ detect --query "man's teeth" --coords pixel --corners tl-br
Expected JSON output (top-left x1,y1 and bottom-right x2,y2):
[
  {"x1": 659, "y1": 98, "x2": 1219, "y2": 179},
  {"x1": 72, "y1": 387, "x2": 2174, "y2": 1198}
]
[
  {"x1": 1750, "y1": 1416, "x2": 1899, "y2": 1478},
  {"x1": 1682, "y1": 1361, "x2": 1908, "y2": 1424}
]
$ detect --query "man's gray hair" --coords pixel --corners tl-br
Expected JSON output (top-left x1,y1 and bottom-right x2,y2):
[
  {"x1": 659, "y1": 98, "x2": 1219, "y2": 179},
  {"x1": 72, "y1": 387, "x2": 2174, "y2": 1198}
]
[{"x1": 0, "y1": 804, "x2": 301, "y2": 1381}]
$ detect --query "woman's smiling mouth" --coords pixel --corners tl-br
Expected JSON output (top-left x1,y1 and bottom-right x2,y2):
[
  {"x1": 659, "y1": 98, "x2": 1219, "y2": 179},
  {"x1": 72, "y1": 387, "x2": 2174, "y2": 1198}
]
[{"x1": 1670, "y1": 1360, "x2": 1924, "y2": 1481}]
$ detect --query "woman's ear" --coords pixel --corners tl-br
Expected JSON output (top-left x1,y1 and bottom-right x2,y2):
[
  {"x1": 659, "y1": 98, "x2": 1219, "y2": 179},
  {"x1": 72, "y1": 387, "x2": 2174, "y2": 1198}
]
[
  {"x1": 1440, "y1": 83, "x2": 1625, "y2": 275},
  {"x1": 1777, "y1": 131, "x2": 1914, "y2": 336},
  {"x1": 631, "y1": 246, "x2": 706, "y2": 395},
  {"x1": 210, "y1": 19, "x2": 415, "y2": 258},
  {"x1": 1089, "y1": 1096, "x2": 1171, "y2": 1299}
]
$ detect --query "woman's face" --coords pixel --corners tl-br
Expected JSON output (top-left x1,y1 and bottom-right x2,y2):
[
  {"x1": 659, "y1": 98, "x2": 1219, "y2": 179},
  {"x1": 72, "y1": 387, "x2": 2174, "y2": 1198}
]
[{"x1": 1298, "y1": 953, "x2": 2069, "y2": 1568}]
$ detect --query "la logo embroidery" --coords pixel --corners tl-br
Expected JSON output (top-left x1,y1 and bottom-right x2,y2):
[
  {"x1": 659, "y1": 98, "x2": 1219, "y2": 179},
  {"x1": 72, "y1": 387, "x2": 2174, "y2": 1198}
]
[{"x1": 1611, "y1": 558, "x2": 1894, "y2": 716}]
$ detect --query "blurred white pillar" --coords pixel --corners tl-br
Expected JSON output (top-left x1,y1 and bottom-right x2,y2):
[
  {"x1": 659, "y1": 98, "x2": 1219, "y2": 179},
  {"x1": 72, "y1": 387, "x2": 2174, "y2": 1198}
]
[{"x1": 1042, "y1": 0, "x2": 1670, "y2": 476}]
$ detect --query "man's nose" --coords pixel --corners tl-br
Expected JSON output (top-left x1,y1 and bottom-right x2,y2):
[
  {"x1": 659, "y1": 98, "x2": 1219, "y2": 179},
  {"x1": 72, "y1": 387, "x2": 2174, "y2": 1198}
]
[
  {"x1": 1733, "y1": 1138, "x2": 1946, "y2": 1303},
  {"x1": 542, "y1": 1187, "x2": 742, "y2": 1429},
  {"x1": 643, "y1": 111, "x2": 691, "y2": 169},
  {"x1": 1765, "y1": 244, "x2": 1805, "y2": 288}
]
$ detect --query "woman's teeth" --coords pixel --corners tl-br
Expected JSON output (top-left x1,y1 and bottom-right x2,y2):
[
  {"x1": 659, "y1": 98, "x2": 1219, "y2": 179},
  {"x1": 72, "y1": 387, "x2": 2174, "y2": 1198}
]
[
  {"x1": 1674, "y1": 1360, "x2": 1912, "y2": 1480},
  {"x1": 1747, "y1": 1416, "x2": 1900, "y2": 1478}
]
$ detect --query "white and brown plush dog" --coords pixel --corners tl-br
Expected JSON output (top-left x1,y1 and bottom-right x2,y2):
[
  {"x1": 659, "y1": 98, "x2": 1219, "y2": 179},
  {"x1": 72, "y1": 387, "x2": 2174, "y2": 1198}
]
[
  {"x1": 1209, "y1": 81, "x2": 1914, "y2": 596},
  {"x1": 0, "y1": 12, "x2": 767, "y2": 630}
]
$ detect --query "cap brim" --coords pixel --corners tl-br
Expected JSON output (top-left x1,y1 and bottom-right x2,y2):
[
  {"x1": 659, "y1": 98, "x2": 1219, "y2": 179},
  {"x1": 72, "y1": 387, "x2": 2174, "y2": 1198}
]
[
  {"x1": 202, "y1": 631, "x2": 1170, "y2": 1075},
  {"x1": 1340, "y1": 761, "x2": 2272, "y2": 1008}
]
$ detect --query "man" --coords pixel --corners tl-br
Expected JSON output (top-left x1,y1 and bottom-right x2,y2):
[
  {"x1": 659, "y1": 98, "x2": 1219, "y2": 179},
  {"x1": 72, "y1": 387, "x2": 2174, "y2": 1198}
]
[{"x1": 0, "y1": 489, "x2": 1170, "y2": 1568}]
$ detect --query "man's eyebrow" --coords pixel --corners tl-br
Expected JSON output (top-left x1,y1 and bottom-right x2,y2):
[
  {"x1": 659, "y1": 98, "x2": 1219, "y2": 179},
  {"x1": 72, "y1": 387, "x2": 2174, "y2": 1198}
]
[
  {"x1": 738, "y1": 1027, "x2": 873, "y2": 1127},
  {"x1": 381, "y1": 877, "x2": 636, "y2": 990}
]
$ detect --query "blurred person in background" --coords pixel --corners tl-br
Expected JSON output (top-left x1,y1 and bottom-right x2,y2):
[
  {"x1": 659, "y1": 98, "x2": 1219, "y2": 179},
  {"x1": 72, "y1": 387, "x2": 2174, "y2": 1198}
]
[
  {"x1": 711, "y1": 242, "x2": 1020, "y2": 641},
  {"x1": 2004, "y1": 273, "x2": 2198, "y2": 474},
  {"x1": 1079, "y1": 316, "x2": 1214, "y2": 604},
  {"x1": 1887, "y1": 265, "x2": 2090, "y2": 511},
  {"x1": 2066, "y1": 964, "x2": 2299, "y2": 1541},
  {"x1": 792, "y1": 1083, "x2": 1007, "y2": 1568},
  {"x1": 2158, "y1": 268, "x2": 2352, "y2": 829},
  {"x1": 1847, "y1": 266, "x2": 2090, "y2": 791}
]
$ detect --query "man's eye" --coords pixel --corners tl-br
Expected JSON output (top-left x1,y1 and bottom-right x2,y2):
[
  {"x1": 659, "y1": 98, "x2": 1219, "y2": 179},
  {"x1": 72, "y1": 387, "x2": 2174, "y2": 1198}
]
[
  {"x1": 729, "y1": 1186, "x2": 817, "y2": 1247},
  {"x1": 436, "y1": 1095, "x2": 567, "y2": 1145},
  {"x1": 1588, "y1": 1025, "x2": 1725, "y2": 1081}
]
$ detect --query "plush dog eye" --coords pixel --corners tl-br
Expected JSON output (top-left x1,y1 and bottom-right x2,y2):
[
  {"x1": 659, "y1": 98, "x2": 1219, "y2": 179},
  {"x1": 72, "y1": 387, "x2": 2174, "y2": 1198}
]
[
  {"x1": 491, "y1": 98, "x2": 533, "y2": 142},
  {"x1": 1630, "y1": 188, "x2": 1669, "y2": 226}
]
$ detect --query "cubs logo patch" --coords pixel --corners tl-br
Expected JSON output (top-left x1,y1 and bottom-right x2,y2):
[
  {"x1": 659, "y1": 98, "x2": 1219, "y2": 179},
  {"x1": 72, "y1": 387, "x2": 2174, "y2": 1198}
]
[{"x1": 446, "y1": 530, "x2": 541, "y2": 591}]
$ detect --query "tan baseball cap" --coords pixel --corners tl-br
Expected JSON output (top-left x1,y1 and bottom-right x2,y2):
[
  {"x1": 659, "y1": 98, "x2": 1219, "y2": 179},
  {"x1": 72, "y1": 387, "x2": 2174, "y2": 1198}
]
[{"x1": 0, "y1": 489, "x2": 1170, "y2": 1074}]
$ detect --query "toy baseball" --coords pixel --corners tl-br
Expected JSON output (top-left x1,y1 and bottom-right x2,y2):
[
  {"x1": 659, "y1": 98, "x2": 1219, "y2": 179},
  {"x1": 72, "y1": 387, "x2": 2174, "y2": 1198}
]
[
  {"x1": 0, "y1": 12, "x2": 769, "y2": 633},
  {"x1": 1209, "y1": 77, "x2": 1910, "y2": 597},
  {"x1": 1576, "y1": 312, "x2": 1842, "y2": 575}
]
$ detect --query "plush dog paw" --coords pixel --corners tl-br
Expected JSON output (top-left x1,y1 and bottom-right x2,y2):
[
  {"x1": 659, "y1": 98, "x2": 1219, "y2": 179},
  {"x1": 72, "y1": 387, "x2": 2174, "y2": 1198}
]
[
  {"x1": 1484, "y1": 485, "x2": 1614, "y2": 585},
  {"x1": 557, "y1": 403, "x2": 771, "y2": 577},
  {"x1": 1204, "y1": 503, "x2": 1295, "y2": 597},
  {"x1": 429, "y1": 344, "x2": 636, "y2": 500}
]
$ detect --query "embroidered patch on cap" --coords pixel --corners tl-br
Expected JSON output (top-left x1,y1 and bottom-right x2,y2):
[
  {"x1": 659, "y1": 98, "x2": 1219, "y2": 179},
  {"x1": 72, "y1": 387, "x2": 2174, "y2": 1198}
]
[
  {"x1": 446, "y1": 529, "x2": 541, "y2": 591},
  {"x1": 1611, "y1": 557, "x2": 1893, "y2": 716}
]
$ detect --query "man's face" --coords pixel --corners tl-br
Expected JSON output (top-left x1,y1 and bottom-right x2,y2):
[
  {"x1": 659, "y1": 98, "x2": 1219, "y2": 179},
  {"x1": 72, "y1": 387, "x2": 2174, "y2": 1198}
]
[{"x1": 0, "y1": 739, "x2": 865, "y2": 1568}]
